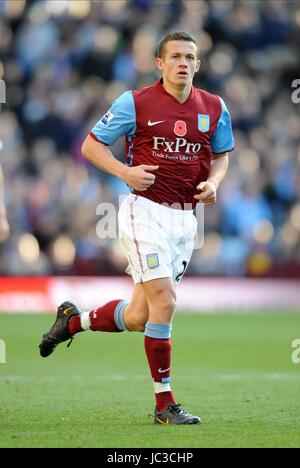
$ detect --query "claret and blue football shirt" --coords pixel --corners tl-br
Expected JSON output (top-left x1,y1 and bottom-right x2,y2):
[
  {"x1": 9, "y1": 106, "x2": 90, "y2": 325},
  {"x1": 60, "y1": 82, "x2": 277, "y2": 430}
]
[{"x1": 90, "y1": 78, "x2": 234, "y2": 209}]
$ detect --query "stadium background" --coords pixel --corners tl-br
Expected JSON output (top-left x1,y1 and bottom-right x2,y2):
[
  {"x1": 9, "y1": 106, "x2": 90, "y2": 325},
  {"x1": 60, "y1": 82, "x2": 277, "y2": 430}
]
[
  {"x1": 0, "y1": 0, "x2": 300, "y2": 278},
  {"x1": 0, "y1": 0, "x2": 300, "y2": 449}
]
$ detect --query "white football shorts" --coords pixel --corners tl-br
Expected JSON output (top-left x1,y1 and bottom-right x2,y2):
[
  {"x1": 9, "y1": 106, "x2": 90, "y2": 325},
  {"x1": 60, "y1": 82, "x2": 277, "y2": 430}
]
[{"x1": 118, "y1": 193, "x2": 197, "y2": 285}]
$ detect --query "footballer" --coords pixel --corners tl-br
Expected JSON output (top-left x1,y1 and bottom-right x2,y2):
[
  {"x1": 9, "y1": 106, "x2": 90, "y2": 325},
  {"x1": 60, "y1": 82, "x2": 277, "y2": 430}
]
[{"x1": 40, "y1": 32, "x2": 234, "y2": 425}]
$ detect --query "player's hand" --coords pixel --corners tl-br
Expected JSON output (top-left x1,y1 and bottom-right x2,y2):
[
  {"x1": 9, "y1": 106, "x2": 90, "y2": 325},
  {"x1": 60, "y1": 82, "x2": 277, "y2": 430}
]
[
  {"x1": 194, "y1": 180, "x2": 217, "y2": 205},
  {"x1": 122, "y1": 165, "x2": 159, "y2": 191},
  {"x1": 0, "y1": 212, "x2": 10, "y2": 243}
]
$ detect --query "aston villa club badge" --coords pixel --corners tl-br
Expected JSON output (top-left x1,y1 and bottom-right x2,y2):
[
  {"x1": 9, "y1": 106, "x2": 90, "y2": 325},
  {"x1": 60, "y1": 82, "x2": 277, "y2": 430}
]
[
  {"x1": 146, "y1": 253, "x2": 159, "y2": 269},
  {"x1": 198, "y1": 114, "x2": 210, "y2": 132}
]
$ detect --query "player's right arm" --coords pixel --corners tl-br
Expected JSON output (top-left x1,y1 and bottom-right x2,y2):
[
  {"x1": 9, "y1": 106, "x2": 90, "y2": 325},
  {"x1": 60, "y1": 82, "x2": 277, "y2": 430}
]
[
  {"x1": 0, "y1": 164, "x2": 10, "y2": 242},
  {"x1": 82, "y1": 136, "x2": 158, "y2": 192},
  {"x1": 82, "y1": 90, "x2": 158, "y2": 191}
]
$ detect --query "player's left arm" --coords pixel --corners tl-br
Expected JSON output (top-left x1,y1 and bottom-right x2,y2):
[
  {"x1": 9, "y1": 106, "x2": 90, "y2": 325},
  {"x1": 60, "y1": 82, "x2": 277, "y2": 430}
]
[
  {"x1": 194, "y1": 96, "x2": 234, "y2": 205},
  {"x1": 194, "y1": 153, "x2": 229, "y2": 205}
]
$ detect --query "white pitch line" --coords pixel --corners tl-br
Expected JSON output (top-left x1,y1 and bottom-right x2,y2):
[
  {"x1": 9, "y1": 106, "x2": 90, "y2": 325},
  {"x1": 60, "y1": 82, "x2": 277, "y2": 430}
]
[{"x1": 0, "y1": 374, "x2": 147, "y2": 382}]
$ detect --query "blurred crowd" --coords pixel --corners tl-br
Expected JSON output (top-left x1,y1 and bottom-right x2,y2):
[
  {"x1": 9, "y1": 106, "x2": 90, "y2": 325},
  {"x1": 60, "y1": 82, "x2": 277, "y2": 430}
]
[{"x1": 0, "y1": 0, "x2": 300, "y2": 277}]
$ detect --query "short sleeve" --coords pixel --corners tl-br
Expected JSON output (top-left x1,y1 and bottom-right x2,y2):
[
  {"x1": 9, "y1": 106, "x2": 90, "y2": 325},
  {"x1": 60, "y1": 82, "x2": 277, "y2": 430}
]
[
  {"x1": 210, "y1": 97, "x2": 234, "y2": 154},
  {"x1": 91, "y1": 91, "x2": 136, "y2": 146}
]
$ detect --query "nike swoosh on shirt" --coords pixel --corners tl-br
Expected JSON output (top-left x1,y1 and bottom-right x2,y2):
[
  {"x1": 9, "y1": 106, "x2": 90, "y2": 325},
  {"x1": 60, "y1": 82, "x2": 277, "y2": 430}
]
[
  {"x1": 158, "y1": 367, "x2": 171, "y2": 373},
  {"x1": 147, "y1": 120, "x2": 165, "y2": 126}
]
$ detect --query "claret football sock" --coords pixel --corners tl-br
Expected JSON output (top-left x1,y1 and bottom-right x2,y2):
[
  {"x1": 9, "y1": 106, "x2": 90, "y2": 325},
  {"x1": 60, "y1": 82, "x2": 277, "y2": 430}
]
[
  {"x1": 154, "y1": 389, "x2": 176, "y2": 413},
  {"x1": 69, "y1": 299, "x2": 130, "y2": 334},
  {"x1": 144, "y1": 322, "x2": 176, "y2": 412},
  {"x1": 68, "y1": 314, "x2": 82, "y2": 336}
]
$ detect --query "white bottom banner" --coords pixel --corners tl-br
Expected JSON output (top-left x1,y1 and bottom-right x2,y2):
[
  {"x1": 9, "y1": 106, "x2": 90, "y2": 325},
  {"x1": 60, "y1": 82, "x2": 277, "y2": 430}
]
[{"x1": 0, "y1": 277, "x2": 299, "y2": 313}]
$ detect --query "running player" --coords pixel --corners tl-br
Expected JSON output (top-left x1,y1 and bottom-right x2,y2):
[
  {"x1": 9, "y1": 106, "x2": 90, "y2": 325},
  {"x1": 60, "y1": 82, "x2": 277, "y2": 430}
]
[{"x1": 39, "y1": 32, "x2": 234, "y2": 425}]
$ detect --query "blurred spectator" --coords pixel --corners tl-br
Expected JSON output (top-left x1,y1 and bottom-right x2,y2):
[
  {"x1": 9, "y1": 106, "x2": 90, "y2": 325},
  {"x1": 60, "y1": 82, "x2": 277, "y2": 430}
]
[{"x1": 0, "y1": 0, "x2": 299, "y2": 277}]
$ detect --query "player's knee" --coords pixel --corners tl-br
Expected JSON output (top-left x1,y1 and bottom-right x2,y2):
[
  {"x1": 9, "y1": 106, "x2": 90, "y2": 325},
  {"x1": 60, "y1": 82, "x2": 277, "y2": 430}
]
[
  {"x1": 134, "y1": 322, "x2": 146, "y2": 332},
  {"x1": 162, "y1": 296, "x2": 176, "y2": 315},
  {"x1": 152, "y1": 288, "x2": 176, "y2": 312},
  {"x1": 126, "y1": 317, "x2": 146, "y2": 332},
  {"x1": 148, "y1": 292, "x2": 176, "y2": 323}
]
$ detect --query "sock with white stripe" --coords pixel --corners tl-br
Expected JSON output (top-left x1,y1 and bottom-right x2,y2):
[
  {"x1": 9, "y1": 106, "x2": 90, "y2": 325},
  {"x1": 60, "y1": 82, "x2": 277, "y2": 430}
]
[
  {"x1": 69, "y1": 299, "x2": 129, "y2": 335},
  {"x1": 144, "y1": 322, "x2": 176, "y2": 412}
]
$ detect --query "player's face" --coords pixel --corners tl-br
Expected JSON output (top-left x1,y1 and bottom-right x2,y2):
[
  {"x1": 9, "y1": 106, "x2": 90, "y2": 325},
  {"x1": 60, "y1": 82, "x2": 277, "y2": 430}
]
[{"x1": 156, "y1": 41, "x2": 200, "y2": 87}]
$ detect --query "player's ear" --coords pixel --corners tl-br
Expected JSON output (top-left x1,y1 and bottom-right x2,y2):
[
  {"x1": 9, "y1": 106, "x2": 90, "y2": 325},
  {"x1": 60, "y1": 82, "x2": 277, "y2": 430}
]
[
  {"x1": 195, "y1": 59, "x2": 201, "y2": 73},
  {"x1": 156, "y1": 57, "x2": 164, "y2": 71}
]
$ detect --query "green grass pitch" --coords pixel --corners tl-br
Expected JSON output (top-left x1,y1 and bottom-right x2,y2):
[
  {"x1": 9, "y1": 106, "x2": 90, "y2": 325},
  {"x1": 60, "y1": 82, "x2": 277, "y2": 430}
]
[{"x1": 0, "y1": 312, "x2": 300, "y2": 448}]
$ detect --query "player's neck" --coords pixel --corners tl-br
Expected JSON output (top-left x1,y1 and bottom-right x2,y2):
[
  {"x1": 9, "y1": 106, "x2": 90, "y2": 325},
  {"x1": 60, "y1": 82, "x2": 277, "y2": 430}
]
[{"x1": 162, "y1": 78, "x2": 192, "y2": 104}]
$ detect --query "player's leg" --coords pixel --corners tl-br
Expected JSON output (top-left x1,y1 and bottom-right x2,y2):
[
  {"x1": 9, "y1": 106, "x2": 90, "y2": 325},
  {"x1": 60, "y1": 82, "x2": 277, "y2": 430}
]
[
  {"x1": 142, "y1": 276, "x2": 200, "y2": 424},
  {"x1": 117, "y1": 195, "x2": 200, "y2": 423},
  {"x1": 123, "y1": 283, "x2": 149, "y2": 332},
  {"x1": 142, "y1": 277, "x2": 176, "y2": 324},
  {"x1": 39, "y1": 194, "x2": 151, "y2": 358},
  {"x1": 141, "y1": 277, "x2": 176, "y2": 410},
  {"x1": 39, "y1": 283, "x2": 149, "y2": 358},
  {"x1": 71, "y1": 282, "x2": 149, "y2": 334},
  {"x1": 76, "y1": 282, "x2": 148, "y2": 333}
]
